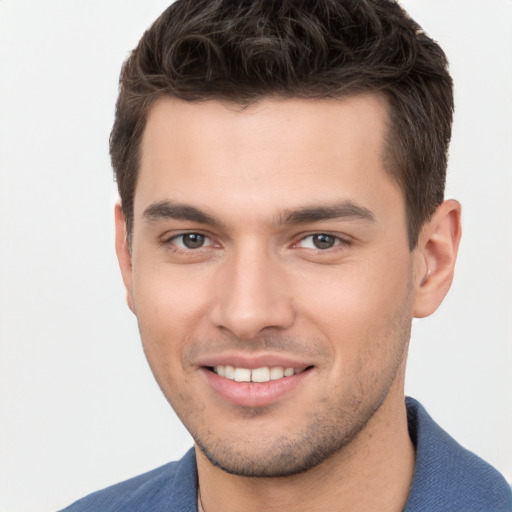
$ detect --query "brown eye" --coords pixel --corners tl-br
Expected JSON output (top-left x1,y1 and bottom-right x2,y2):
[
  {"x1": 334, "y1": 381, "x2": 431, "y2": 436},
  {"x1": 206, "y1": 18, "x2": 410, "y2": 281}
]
[
  {"x1": 165, "y1": 232, "x2": 218, "y2": 256},
  {"x1": 296, "y1": 233, "x2": 342, "y2": 250},
  {"x1": 181, "y1": 233, "x2": 206, "y2": 249},
  {"x1": 312, "y1": 234, "x2": 337, "y2": 249}
]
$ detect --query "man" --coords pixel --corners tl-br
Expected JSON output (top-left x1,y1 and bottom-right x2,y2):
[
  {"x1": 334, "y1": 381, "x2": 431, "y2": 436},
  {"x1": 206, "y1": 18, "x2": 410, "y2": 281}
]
[{"x1": 62, "y1": 0, "x2": 511, "y2": 510}]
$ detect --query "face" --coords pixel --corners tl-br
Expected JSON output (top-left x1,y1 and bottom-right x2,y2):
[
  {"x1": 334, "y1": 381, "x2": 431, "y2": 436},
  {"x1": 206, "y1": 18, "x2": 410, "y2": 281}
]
[{"x1": 118, "y1": 94, "x2": 420, "y2": 477}]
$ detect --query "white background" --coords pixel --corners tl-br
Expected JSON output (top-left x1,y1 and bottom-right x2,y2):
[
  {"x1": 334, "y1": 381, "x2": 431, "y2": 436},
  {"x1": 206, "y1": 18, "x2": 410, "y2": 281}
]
[{"x1": 0, "y1": 1, "x2": 511, "y2": 511}]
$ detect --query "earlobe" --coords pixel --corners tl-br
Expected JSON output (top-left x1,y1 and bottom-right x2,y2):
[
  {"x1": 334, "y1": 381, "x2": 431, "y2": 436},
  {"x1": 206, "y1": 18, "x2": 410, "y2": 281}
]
[
  {"x1": 114, "y1": 203, "x2": 135, "y2": 313},
  {"x1": 413, "y1": 199, "x2": 462, "y2": 318}
]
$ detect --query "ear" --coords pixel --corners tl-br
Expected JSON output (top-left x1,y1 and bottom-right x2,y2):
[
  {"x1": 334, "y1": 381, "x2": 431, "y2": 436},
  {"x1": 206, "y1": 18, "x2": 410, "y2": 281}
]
[
  {"x1": 413, "y1": 199, "x2": 462, "y2": 318},
  {"x1": 114, "y1": 202, "x2": 135, "y2": 313}
]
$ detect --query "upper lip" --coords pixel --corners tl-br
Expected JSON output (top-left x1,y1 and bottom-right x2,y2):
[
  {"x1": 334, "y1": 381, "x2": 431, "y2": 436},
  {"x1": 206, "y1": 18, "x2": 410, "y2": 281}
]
[{"x1": 195, "y1": 352, "x2": 313, "y2": 370}]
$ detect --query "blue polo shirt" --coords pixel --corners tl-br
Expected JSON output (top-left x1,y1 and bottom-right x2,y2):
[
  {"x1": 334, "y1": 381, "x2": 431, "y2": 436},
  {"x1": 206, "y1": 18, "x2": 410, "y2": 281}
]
[{"x1": 60, "y1": 397, "x2": 512, "y2": 511}]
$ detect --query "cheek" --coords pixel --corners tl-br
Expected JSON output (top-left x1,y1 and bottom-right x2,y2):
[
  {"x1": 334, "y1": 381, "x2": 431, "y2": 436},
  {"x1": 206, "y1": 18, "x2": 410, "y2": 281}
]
[
  {"x1": 132, "y1": 264, "x2": 211, "y2": 331},
  {"x1": 296, "y1": 255, "x2": 413, "y2": 350},
  {"x1": 130, "y1": 265, "x2": 213, "y2": 382}
]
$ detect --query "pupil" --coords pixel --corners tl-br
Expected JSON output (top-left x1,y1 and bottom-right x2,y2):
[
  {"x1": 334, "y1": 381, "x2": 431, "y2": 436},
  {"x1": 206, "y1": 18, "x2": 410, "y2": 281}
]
[
  {"x1": 183, "y1": 233, "x2": 205, "y2": 249},
  {"x1": 313, "y1": 234, "x2": 335, "y2": 249}
]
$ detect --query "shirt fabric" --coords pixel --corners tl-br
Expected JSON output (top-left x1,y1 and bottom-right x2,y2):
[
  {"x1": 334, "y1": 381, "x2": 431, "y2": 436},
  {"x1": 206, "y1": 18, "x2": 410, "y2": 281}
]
[{"x1": 60, "y1": 397, "x2": 512, "y2": 511}]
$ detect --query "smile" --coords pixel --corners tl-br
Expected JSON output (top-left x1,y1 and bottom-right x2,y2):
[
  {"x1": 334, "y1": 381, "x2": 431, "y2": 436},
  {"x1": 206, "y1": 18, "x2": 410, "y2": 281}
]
[
  {"x1": 203, "y1": 363, "x2": 313, "y2": 407},
  {"x1": 213, "y1": 365, "x2": 305, "y2": 383}
]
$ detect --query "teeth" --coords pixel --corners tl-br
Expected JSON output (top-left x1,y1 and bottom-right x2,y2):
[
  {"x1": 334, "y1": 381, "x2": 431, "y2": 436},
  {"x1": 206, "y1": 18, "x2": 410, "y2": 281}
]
[
  {"x1": 224, "y1": 365, "x2": 235, "y2": 379},
  {"x1": 233, "y1": 368, "x2": 251, "y2": 382},
  {"x1": 269, "y1": 367, "x2": 284, "y2": 380},
  {"x1": 251, "y1": 367, "x2": 270, "y2": 383},
  {"x1": 213, "y1": 366, "x2": 301, "y2": 383}
]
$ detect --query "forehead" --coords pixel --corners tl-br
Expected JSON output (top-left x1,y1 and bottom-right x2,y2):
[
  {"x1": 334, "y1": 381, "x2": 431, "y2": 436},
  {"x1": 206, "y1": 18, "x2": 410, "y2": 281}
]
[{"x1": 135, "y1": 94, "x2": 402, "y2": 225}]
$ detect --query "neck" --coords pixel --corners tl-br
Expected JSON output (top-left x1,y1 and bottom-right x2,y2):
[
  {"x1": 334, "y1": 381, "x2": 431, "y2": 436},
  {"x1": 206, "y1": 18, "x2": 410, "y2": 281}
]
[{"x1": 195, "y1": 392, "x2": 415, "y2": 512}]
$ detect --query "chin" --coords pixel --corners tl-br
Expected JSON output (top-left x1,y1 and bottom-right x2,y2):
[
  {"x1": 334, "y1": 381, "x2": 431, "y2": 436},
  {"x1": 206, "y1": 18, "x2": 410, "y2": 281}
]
[{"x1": 192, "y1": 405, "x2": 376, "y2": 478}]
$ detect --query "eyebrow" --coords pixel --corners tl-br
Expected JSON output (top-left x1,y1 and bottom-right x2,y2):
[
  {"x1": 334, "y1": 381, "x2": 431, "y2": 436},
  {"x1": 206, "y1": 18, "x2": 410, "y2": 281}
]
[
  {"x1": 143, "y1": 201, "x2": 222, "y2": 226},
  {"x1": 142, "y1": 199, "x2": 375, "y2": 227},
  {"x1": 277, "y1": 202, "x2": 375, "y2": 225}
]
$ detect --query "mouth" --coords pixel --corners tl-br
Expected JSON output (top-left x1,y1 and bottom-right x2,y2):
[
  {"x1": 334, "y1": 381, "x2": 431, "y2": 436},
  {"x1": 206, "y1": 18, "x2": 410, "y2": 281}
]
[
  {"x1": 209, "y1": 365, "x2": 309, "y2": 383},
  {"x1": 201, "y1": 362, "x2": 314, "y2": 407}
]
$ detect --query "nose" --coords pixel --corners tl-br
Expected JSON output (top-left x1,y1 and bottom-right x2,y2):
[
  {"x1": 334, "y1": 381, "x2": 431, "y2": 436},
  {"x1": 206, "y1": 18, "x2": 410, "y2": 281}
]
[{"x1": 209, "y1": 245, "x2": 296, "y2": 340}]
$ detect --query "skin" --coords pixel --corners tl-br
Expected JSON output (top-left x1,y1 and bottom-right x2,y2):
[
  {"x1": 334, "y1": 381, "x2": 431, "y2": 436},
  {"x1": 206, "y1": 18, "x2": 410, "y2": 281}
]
[{"x1": 116, "y1": 94, "x2": 461, "y2": 511}]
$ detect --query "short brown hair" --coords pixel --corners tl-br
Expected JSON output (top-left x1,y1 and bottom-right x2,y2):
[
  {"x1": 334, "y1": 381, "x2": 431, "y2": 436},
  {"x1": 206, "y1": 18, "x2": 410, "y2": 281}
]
[{"x1": 110, "y1": 0, "x2": 453, "y2": 249}]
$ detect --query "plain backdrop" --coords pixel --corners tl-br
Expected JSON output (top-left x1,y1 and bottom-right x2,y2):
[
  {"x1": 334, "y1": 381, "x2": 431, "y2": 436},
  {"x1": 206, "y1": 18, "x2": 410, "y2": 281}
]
[{"x1": 0, "y1": 1, "x2": 511, "y2": 511}]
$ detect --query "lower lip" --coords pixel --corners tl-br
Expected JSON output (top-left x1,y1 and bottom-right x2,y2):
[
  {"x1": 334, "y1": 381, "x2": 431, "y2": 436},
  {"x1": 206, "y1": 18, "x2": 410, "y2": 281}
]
[{"x1": 201, "y1": 368, "x2": 311, "y2": 407}]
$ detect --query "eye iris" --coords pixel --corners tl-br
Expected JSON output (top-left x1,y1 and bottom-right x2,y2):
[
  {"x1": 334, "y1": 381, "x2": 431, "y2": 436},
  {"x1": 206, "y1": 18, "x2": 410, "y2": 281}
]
[
  {"x1": 183, "y1": 233, "x2": 205, "y2": 249},
  {"x1": 313, "y1": 234, "x2": 335, "y2": 249}
]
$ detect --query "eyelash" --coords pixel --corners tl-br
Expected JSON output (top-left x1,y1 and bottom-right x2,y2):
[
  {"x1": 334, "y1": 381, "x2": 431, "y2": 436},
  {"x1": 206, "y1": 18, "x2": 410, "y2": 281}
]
[
  {"x1": 162, "y1": 232, "x2": 351, "y2": 252},
  {"x1": 294, "y1": 233, "x2": 351, "y2": 251},
  {"x1": 163, "y1": 232, "x2": 216, "y2": 251}
]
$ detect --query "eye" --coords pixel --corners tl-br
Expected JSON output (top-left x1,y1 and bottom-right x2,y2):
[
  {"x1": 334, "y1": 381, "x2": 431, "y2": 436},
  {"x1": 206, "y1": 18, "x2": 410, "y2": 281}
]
[
  {"x1": 170, "y1": 233, "x2": 213, "y2": 250},
  {"x1": 298, "y1": 234, "x2": 343, "y2": 250}
]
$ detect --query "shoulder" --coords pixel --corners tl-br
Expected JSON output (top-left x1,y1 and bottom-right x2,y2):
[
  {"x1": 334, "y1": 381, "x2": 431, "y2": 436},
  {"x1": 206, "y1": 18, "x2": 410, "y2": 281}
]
[
  {"x1": 58, "y1": 448, "x2": 198, "y2": 512},
  {"x1": 405, "y1": 397, "x2": 512, "y2": 512}
]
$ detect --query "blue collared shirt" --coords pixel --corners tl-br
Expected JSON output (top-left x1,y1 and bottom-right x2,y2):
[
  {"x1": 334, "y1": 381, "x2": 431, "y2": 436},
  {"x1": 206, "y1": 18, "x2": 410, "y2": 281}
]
[{"x1": 61, "y1": 397, "x2": 512, "y2": 511}]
